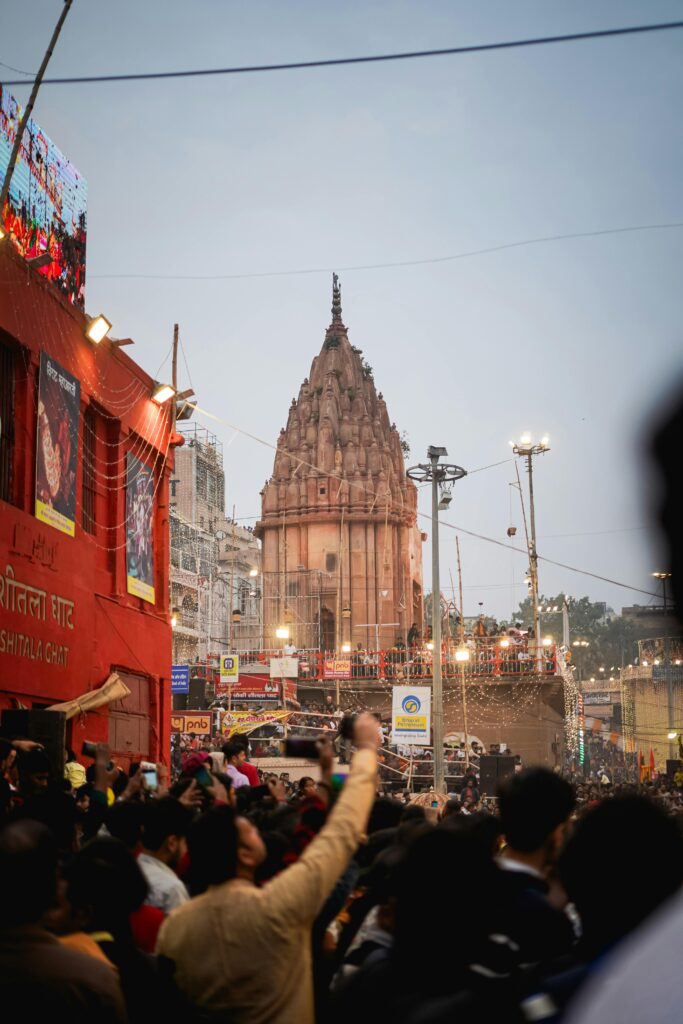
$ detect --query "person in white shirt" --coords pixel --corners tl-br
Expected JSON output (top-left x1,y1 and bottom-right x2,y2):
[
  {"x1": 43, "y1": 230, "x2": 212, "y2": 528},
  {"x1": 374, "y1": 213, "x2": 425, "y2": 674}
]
[{"x1": 138, "y1": 798, "x2": 192, "y2": 914}]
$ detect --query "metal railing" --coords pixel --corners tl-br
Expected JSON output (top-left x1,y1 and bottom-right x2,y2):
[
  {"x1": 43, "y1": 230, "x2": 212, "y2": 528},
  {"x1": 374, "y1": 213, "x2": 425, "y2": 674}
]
[{"x1": 233, "y1": 640, "x2": 557, "y2": 682}]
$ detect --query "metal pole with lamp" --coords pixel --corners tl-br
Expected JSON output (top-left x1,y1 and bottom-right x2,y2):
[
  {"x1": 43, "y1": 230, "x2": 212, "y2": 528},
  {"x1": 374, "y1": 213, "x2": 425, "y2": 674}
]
[
  {"x1": 652, "y1": 572, "x2": 674, "y2": 760},
  {"x1": 408, "y1": 447, "x2": 467, "y2": 794},
  {"x1": 509, "y1": 434, "x2": 550, "y2": 669}
]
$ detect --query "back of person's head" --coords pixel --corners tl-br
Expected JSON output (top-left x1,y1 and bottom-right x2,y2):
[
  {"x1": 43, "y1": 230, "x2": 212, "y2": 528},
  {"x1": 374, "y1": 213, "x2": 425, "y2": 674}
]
[
  {"x1": 17, "y1": 747, "x2": 52, "y2": 791},
  {"x1": 0, "y1": 820, "x2": 58, "y2": 925},
  {"x1": 141, "y1": 797, "x2": 192, "y2": 852},
  {"x1": 63, "y1": 836, "x2": 148, "y2": 934},
  {"x1": 498, "y1": 767, "x2": 575, "y2": 852},
  {"x1": 18, "y1": 790, "x2": 81, "y2": 855},
  {"x1": 401, "y1": 803, "x2": 427, "y2": 824},
  {"x1": 443, "y1": 809, "x2": 503, "y2": 857},
  {"x1": 559, "y1": 795, "x2": 683, "y2": 955},
  {"x1": 106, "y1": 799, "x2": 146, "y2": 850},
  {"x1": 367, "y1": 796, "x2": 404, "y2": 834},
  {"x1": 440, "y1": 799, "x2": 463, "y2": 821},
  {"x1": 393, "y1": 826, "x2": 501, "y2": 981},
  {"x1": 230, "y1": 735, "x2": 250, "y2": 755},
  {"x1": 186, "y1": 805, "x2": 239, "y2": 892}
]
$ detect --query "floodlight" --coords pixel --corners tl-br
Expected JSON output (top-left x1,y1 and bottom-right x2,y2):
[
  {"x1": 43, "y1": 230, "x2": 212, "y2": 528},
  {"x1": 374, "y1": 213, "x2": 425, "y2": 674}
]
[
  {"x1": 249, "y1": 568, "x2": 259, "y2": 578},
  {"x1": 152, "y1": 383, "x2": 176, "y2": 405},
  {"x1": 455, "y1": 647, "x2": 470, "y2": 662},
  {"x1": 276, "y1": 627, "x2": 290, "y2": 640},
  {"x1": 85, "y1": 314, "x2": 112, "y2": 344},
  {"x1": 341, "y1": 643, "x2": 351, "y2": 653}
]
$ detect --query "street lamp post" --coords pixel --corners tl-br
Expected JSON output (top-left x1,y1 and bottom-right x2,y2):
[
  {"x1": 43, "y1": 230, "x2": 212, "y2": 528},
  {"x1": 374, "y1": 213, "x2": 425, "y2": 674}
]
[
  {"x1": 652, "y1": 571, "x2": 674, "y2": 759},
  {"x1": 510, "y1": 434, "x2": 550, "y2": 669},
  {"x1": 408, "y1": 446, "x2": 467, "y2": 794}
]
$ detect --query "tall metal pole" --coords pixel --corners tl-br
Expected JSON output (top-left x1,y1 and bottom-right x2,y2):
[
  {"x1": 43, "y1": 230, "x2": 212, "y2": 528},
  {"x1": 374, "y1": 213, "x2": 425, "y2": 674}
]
[
  {"x1": 663, "y1": 575, "x2": 675, "y2": 760},
  {"x1": 430, "y1": 450, "x2": 445, "y2": 794},
  {"x1": 0, "y1": 1, "x2": 73, "y2": 217},
  {"x1": 526, "y1": 452, "x2": 542, "y2": 667}
]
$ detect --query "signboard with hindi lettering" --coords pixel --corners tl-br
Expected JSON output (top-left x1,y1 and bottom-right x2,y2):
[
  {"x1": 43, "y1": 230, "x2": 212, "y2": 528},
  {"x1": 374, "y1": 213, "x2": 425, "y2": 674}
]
[
  {"x1": 171, "y1": 665, "x2": 190, "y2": 694},
  {"x1": 323, "y1": 657, "x2": 351, "y2": 679},
  {"x1": 35, "y1": 352, "x2": 80, "y2": 537}
]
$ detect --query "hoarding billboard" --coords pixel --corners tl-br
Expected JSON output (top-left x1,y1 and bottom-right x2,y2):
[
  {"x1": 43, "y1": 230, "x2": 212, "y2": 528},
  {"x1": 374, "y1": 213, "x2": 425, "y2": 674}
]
[
  {"x1": 126, "y1": 453, "x2": 155, "y2": 604},
  {"x1": 0, "y1": 85, "x2": 87, "y2": 307},
  {"x1": 35, "y1": 352, "x2": 80, "y2": 537}
]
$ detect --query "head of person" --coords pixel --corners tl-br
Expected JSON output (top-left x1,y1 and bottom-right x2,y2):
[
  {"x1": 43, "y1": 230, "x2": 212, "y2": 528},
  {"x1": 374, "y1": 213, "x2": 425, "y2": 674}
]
[
  {"x1": 17, "y1": 747, "x2": 51, "y2": 796},
  {"x1": 559, "y1": 795, "x2": 683, "y2": 957},
  {"x1": 62, "y1": 837, "x2": 148, "y2": 939},
  {"x1": 18, "y1": 790, "x2": 81, "y2": 856},
  {"x1": 298, "y1": 776, "x2": 317, "y2": 799},
  {"x1": 186, "y1": 804, "x2": 266, "y2": 893},
  {"x1": 106, "y1": 799, "x2": 146, "y2": 851},
  {"x1": 497, "y1": 767, "x2": 575, "y2": 863},
  {"x1": 0, "y1": 820, "x2": 58, "y2": 926},
  {"x1": 222, "y1": 739, "x2": 247, "y2": 767},
  {"x1": 140, "y1": 796, "x2": 192, "y2": 868}
]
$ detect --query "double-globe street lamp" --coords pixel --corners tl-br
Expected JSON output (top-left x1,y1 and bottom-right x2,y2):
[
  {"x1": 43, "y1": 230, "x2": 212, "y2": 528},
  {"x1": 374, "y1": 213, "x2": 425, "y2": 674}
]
[{"x1": 407, "y1": 447, "x2": 467, "y2": 794}]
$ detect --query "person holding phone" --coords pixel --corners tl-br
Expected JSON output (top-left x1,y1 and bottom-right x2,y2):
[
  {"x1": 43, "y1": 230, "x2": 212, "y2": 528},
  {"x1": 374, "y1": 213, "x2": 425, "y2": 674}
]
[{"x1": 156, "y1": 712, "x2": 379, "y2": 1023}]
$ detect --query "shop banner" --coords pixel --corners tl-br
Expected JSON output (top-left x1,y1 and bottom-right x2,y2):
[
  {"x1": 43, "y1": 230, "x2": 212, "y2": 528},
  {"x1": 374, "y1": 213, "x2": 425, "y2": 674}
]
[
  {"x1": 220, "y1": 710, "x2": 290, "y2": 737},
  {"x1": 392, "y1": 686, "x2": 431, "y2": 746},
  {"x1": 171, "y1": 665, "x2": 190, "y2": 694},
  {"x1": 171, "y1": 713, "x2": 212, "y2": 734},
  {"x1": 270, "y1": 656, "x2": 299, "y2": 678},
  {"x1": 35, "y1": 352, "x2": 80, "y2": 537},
  {"x1": 126, "y1": 453, "x2": 155, "y2": 604},
  {"x1": 324, "y1": 657, "x2": 351, "y2": 679},
  {"x1": 226, "y1": 674, "x2": 281, "y2": 702}
]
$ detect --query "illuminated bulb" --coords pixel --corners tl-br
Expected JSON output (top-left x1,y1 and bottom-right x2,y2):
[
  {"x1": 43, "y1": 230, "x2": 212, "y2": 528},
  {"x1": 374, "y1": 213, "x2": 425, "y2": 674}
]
[
  {"x1": 341, "y1": 643, "x2": 351, "y2": 653},
  {"x1": 249, "y1": 568, "x2": 259, "y2": 577},
  {"x1": 520, "y1": 434, "x2": 532, "y2": 446},
  {"x1": 152, "y1": 383, "x2": 176, "y2": 404},
  {"x1": 455, "y1": 647, "x2": 470, "y2": 662},
  {"x1": 275, "y1": 627, "x2": 290, "y2": 640},
  {"x1": 499, "y1": 639, "x2": 510, "y2": 648}
]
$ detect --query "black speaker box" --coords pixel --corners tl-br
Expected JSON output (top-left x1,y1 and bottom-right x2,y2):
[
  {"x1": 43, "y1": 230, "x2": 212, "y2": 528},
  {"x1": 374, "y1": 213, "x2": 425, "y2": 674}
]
[
  {"x1": 0, "y1": 709, "x2": 67, "y2": 781},
  {"x1": 188, "y1": 677, "x2": 207, "y2": 710},
  {"x1": 479, "y1": 754, "x2": 516, "y2": 795}
]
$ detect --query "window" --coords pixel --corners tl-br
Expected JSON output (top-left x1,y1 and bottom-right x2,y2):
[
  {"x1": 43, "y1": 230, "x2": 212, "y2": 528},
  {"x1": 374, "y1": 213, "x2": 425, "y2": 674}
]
[
  {"x1": 0, "y1": 338, "x2": 15, "y2": 503},
  {"x1": 326, "y1": 552, "x2": 337, "y2": 573},
  {"x1": 319, "y1": 487, "x2": 326, "y2": 495},
  {"x1": 170, "y1": 478, "x2": 178, "y2": 497},
  {"x1": 82, "y1": 405, "x2": 97, "y2": 533}
]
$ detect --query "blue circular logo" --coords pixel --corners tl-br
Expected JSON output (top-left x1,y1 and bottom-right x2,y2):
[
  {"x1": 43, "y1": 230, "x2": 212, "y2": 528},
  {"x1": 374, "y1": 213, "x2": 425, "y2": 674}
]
[{"x1": 402, "y1": 695, "x2": 421, "y2": 714}]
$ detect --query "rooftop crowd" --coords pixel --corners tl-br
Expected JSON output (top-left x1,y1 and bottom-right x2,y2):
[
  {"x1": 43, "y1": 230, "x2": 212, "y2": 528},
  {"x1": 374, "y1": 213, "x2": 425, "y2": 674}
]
[{"x1": 2, "y1": 707, "x2": 683, "y2": 1024}]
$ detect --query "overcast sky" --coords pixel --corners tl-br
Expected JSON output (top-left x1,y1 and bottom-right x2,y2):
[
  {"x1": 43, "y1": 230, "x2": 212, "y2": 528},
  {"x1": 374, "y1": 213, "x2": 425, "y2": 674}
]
[{"x1": 6, "y1": 0, "x2": 682, "y2": 621}]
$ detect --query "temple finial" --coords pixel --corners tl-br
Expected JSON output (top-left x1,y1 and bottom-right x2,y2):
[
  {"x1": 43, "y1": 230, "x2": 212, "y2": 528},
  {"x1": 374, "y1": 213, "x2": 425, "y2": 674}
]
[{"x1": 331, "y1": 273, "x2": 342, "y2": 323}]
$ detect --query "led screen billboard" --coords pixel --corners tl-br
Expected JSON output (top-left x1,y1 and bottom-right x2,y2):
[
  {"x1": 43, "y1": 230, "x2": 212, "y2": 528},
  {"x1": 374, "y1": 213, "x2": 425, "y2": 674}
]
[{"x1": 0, "y1": 84, "x2": 87, "y2": 307}]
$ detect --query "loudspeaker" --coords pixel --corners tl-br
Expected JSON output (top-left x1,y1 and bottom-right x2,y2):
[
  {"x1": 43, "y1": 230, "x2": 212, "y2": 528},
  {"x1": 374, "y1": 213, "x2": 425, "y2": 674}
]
[
  {"x1": 0, "y1": 709, "x2": 67, "y2": 782},
  {"x1": 172, "y1": 693, "x2": 188, "y2": 712},
  {"x1": 479, "y1": 754, "x2": 516, "y2": 795},
  {"x1": 188, "y1": 676, "x2": 207, "y2": 710}
]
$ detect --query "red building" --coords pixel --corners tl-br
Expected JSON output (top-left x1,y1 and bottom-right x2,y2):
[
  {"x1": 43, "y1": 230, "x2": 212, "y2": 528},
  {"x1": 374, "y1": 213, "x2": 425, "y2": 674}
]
[{"x1": 0, "y1": 241, "x2": 174, "y2": 768}]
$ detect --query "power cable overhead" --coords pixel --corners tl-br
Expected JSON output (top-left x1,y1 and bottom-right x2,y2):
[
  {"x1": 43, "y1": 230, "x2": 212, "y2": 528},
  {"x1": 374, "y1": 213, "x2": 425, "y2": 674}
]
[{"x1": 3, "y1": 21, "x2": 683, "y2": 87}]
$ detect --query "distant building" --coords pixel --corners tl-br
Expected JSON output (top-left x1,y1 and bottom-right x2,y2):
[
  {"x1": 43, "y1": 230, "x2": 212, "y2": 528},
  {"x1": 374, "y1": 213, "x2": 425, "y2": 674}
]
[
  {"x1": 216, "y1": 518, "x2": 261, "y2": 652},
  {"x1": 255, "y1": 277, "x2": 424, "y2": 651},
  {"x1": 170, "y1": 425, "x2": 229, "y2": 666}
]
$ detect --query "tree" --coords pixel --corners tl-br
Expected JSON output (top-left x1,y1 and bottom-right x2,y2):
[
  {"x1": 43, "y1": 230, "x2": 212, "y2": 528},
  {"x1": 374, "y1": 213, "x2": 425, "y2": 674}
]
[{"x1": 504, "y1": 593, "x2": 642, "y2": 675}]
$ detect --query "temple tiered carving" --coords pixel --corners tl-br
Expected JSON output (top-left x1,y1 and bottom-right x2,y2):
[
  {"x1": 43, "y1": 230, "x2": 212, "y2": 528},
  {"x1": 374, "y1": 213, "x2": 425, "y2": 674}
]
[{"x1": 255, "y1": 277, "x2": 424, "y2": 652}]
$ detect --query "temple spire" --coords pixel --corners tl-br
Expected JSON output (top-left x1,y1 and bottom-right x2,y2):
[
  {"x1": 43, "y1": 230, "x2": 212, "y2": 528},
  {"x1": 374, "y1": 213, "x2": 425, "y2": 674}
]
[{"x1": 331, "y1": 272, "x2": 343, "y2": 324}]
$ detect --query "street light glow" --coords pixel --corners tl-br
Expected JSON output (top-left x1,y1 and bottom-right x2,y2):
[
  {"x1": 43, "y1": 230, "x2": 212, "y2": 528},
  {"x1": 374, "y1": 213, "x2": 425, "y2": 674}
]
[
  {"x1": 668, "y1": 731, "x2": 678, "y2": 740},
  {"x1": 152, "y1": 383, "x2": 176, "y2": 404},
  {"x1": 455, "y1": 647, "x2": 470, "y2": 662},
  {"x1": 249, "y1": 568, "x2": 259, "y2": 577},
  {"x1": 275, "y1": 627, "x2": 290, "y2": 640},
  {"x1": 341, "y1": 643, "x2": 351, "y2": 653}
]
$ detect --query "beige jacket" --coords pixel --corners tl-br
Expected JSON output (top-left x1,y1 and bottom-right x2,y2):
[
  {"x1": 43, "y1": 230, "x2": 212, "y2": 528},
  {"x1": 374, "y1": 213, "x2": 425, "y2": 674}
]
[{"x1": 156, "y1": 748, "x2": 377, "y2": 1023}]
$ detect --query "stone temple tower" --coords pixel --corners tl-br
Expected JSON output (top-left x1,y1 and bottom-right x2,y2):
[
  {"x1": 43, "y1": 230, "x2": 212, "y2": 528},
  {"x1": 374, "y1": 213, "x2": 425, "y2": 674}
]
[{"x1": 255, "y1": 277, "x2": 424, "y2": 652}]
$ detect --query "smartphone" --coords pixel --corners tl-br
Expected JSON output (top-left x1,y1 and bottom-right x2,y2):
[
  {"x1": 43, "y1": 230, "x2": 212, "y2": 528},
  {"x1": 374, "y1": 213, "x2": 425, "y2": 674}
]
[
  {"x1": 331, "y1": 769, "x2": 349, "y2": 792},
  {"x1": 195, "y1": 765, "x2": 213, "y2": 787},
  {"x1": 284, "y1": 737, "x2": 319, "y2": 760},
  {"x1": 81, "y1": 740, "x2": 97, "y2": 759},
  {"x1": 143, "y1": 768, "x2": 158, "y2": 791}
]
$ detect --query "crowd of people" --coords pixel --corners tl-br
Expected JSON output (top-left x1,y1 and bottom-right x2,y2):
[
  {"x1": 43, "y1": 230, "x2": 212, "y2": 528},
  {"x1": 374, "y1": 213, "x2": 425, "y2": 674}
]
[{"x1": 3, "y1": 713, "x2": 683, "y2": 1022}]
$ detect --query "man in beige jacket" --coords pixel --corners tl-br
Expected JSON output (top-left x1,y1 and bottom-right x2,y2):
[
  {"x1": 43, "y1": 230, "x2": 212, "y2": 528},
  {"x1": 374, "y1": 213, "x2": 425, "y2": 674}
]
[{"x1": 156, "y1": 713, "x2": 379, "y2": 1023}]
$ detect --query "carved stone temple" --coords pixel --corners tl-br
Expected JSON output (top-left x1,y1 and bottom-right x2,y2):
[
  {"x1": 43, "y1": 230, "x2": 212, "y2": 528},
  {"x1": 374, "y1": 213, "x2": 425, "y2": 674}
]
[{"x1": 255, "y1": 277, "x2": 424, "y2": 652}]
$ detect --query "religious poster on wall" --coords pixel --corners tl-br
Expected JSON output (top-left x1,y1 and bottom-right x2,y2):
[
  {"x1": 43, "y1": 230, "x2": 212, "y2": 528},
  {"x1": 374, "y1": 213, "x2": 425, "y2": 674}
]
[
  {"x1": 126, "y1": 452, "x2": 155, "y2": 604},
  {"x1": 0, "y1": 85, "x2": 87, "y2": 307},
  {"x1": 35, "y1": 351, "x2": 80, "y2": 537}
]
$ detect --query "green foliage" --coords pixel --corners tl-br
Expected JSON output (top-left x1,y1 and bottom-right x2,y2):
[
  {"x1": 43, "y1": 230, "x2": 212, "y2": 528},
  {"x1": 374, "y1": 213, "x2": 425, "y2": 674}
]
[
  {"x1": 324, "y1": 333, "x2": 340, "y2": 349},
  {"x1": 361, "y1": 358, "x2": 373, "y2": 379},
  {"x1": 347, "y1": 387, "x2": 356, "y2": 402},
  {"x1": 399, "y1": 430, "x2": 410, "y2": 457},
  {"x1": 505, "y1": 593, "x2": 642, "y2": 673}
]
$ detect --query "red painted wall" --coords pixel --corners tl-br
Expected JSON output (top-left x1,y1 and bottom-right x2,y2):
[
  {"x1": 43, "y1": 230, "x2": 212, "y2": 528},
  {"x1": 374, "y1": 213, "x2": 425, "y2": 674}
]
[{"x1": 0, "y1": 244, "x2": 173, "y2": 768}]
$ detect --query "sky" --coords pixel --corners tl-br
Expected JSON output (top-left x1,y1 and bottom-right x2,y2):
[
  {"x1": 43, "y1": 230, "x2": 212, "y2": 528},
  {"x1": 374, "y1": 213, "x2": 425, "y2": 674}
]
[{"x1": 5, "y1": 0, "x2": 682, "y2": 622}]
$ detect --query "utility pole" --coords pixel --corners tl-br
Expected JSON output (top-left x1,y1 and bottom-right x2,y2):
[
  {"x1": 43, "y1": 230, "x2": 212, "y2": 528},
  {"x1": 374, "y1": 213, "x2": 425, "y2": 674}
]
[
  {"x1": 408, "y1": 447, "x2": 466, "y2": 793},
  {"x1": 653, "y1": 572, "x2": 674, "y2": 759},
  {"x1": 510, "y1": 434, "x2": 550, "y2": 670},
  {"x1": 0, "y1": 1, "x2": 73, "y2": 217},
  {"x1": 171, "y1": 324, "x2": 179, "y2": 436},
  {"x1": 456, "y1": 537, "x2": 470, "y2": 773}
]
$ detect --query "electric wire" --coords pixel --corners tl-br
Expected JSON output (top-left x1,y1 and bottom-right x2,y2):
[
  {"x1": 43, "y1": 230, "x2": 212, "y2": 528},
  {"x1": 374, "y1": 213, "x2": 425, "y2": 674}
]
[{"x1": 3, "y1": 21, "x2": 682, "y2": 88}]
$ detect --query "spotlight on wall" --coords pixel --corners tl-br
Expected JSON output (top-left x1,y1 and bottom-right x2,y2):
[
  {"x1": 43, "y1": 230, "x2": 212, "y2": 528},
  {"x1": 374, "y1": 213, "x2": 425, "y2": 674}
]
[
  {"x1": 85, "y1": 314, "x2": 112, "y2": 344},
  {"x1": 276, "y1": 627, "x2": 290, "y2": 640},
  {"x1": 455, "y1": 647, "x2": 470, "y2": 662},
  {"x1": 152, "y1": 382, "x2": 176, "y2": 405},
  {"x1": 341, "y1": 643, "x2": 351, "y2": 653}
]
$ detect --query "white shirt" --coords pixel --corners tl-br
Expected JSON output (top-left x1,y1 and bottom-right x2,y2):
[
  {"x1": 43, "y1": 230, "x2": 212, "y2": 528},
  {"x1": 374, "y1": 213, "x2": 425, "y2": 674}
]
[
  {"x1": 227, "y1": 763, "x2": 250, "y2": 788},
  {"x1": 497, "y1": 856, "x2": 544, "y2": 881},
  {"x1": 138, "y1": 852, "x2": 189, "y2": 914}
]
